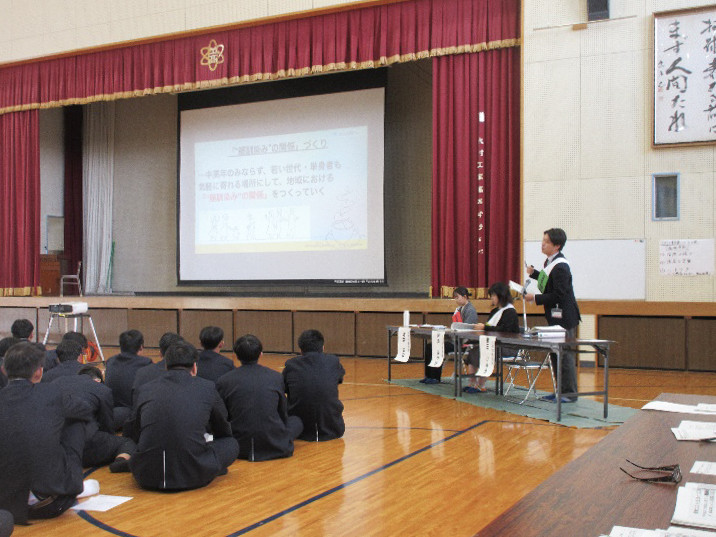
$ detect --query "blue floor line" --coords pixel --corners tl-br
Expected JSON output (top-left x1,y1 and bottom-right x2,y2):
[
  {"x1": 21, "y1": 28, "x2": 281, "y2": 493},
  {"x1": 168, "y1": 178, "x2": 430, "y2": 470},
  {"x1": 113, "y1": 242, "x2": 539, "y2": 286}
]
[
  {"x1": 76, "y1": 420, "x2": 491, "y2": 537},
  {"x1": 226, "y1": 419, "x2": 490, "y2": 536}
]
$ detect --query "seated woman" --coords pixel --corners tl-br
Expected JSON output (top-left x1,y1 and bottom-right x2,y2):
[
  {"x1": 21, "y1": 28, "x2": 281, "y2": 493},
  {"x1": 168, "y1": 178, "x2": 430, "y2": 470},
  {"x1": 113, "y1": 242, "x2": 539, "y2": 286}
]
[
  {"x1": 421, "y1": 286, "x2": 478, "y2": 384},
  {"x1": 463, "y1": 282, "x2": 519, "y2": 393}
]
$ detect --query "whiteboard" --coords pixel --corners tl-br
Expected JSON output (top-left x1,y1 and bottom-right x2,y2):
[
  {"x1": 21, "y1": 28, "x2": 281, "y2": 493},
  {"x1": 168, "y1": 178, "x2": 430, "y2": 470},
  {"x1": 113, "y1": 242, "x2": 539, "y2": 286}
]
[{"x1": 523, "y1": 239, "x2": 646, "y2": 300}]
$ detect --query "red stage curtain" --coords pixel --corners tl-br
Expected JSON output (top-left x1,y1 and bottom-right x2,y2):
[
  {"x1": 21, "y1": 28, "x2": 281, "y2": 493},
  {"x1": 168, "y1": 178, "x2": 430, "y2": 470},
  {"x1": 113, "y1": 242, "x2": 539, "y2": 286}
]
[
  {"x1": 0, "y1": 110, "x2": 41, "y2": 296},
  {"x1": 431, "y1": 47, "x2": 520, "y2": 297},
  {"x1": 63, "y1": 106, "x2": 83, "y2": 277},
  {"x1": 0, "y1": 0, "x2": 519, "y2": 115}
]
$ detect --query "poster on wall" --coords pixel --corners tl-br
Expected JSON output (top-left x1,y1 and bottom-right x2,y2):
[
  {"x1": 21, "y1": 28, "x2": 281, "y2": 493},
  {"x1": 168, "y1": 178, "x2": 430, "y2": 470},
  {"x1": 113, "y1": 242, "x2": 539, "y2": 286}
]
[
  {"x1": 659, "y1": 239, "x2": 715, "y2": 276},
  {"x1": 654, "y1": 6, "x2": 716, "y2": 146}
]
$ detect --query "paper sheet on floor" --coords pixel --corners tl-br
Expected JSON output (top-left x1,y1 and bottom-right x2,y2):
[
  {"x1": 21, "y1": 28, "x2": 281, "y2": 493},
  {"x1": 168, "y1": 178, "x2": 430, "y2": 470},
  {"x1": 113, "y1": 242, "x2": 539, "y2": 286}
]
[{"x1": 72, "y1": 494, "x2": 132, "y2": 512}]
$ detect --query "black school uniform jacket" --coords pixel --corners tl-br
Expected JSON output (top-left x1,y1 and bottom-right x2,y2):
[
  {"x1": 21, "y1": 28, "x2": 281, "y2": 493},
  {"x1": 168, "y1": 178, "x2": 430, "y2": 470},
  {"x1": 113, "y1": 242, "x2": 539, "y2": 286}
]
[
  {"x1": 217, "y1": 362, "x2": 295, "y2": 461},
  {"x1": 125, "y1": 369, "x2": 233, "y2": 490},
  {"x1": 283, "y1": 352, "x2": 345, "y2": 441}
]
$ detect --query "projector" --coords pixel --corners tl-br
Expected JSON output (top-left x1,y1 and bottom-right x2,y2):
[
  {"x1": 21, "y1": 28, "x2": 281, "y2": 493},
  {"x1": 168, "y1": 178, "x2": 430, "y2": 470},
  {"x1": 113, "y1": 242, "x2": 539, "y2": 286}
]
[{"x1": 48, "y1": 302, "x2": 89, "y2": 314}]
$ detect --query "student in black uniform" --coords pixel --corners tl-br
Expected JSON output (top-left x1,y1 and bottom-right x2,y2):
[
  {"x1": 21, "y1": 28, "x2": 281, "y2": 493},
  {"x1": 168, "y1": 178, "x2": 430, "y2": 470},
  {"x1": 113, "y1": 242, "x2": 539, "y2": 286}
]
[
  {"x1": 41, "y1": 340, "x2": 84, "y2": 383},
  {"x1": 131, "y1": 332, "x2": 183, "y2": 405},
  {"x1": 105, "y1": 329, "x2": 152, "y2": 429},
  {"x1": 125, "y1": 341, "x2": 238, "y2": 491},
  {"x1": 0, "y1": 342, "x2": 90, "y2": 522},
  {"x1": 283, "y1": 330, "x2": 345, "y2": 442},
  {"x1": 217, "y1": 334, "x2": 302, "y2": 461},
  {"x1": 196, "y1": 326, "x2": 235, "y2": 383},
  {"x1": 52, "y1": 366, "x2": 135, "y2": 471}
]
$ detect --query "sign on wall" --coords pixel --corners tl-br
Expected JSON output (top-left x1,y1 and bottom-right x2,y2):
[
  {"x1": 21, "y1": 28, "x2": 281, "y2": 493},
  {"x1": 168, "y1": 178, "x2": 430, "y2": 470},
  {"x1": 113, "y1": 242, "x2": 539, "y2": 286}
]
[{"x1": 654, "y1": 6, "x2": 716, "y2": 145}]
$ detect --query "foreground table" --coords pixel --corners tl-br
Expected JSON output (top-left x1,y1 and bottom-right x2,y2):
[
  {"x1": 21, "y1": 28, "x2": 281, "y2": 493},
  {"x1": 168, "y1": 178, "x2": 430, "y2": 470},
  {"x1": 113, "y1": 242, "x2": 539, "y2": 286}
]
[{"x1": 474, "y1": 393, "x2": 716, "y2": 537}]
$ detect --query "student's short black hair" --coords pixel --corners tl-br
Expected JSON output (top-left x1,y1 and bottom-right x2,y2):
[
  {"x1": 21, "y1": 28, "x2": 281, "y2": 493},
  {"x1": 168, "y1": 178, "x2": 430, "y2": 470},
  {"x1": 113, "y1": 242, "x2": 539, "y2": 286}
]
[
  {"x1": 199, "y1": 326, "x2": 224, "y2": 350},
  {"x1": 233, "y1": 334, "x2": 262, "y2": 364},
  {"x1": 487, "y1": 281, "x2": 514, "y2": 307},
  {"x1": 165, "y1": 341, "x2": 198, "y2": 370},
  {"x1": 0, "y1": 336, "x2": 21, "y2": 358},
  {"x1": 61, "y1": 331, "x2": 88, "y2": 350},
  {"x1": 11, "y1": 319, "x2": 34, "y2": 339},
  {"x1": 453, "y1": 286, "x2": 471, "y2": 298},
  {"x1": 544, "y1": 228, "x2": 567, "y2": 251},
  {"x1": 56, "y1": 340, "x2": 84, "y2": 363},
  {"x1": 78, "y1": 365, "x2": 104, "y2": 382},
  {"x1": 159, "y1": 332, "x2": 183, "y2": 357},
  {"x1": 298, "y1": 329, "x2": 324, "y2": 354},
  {"x1": 3, "y1": 341, "x2": 44, "y2": 380},
  {"x1": 119, "y1": 329, "x2": 144, "y2": 354}
]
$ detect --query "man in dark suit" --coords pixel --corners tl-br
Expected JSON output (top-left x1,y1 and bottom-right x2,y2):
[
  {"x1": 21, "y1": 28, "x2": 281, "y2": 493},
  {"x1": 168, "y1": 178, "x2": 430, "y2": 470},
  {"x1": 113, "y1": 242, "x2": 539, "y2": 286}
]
[
  {"x1": 105, "y1": 329, "x2": 152, "y2": 429},
  {"x1": 124, "y1": 341, "x2": 238, "y2": 491},
  {"x1": 196, "y1": 326, "x2": 234, "y2": 383},
  {"x1": 525, "y1": 227, "x2": 581, "y2": 402},
  {"x1": 131, "y1": 332, "x2": 183, "y2": 405},
  {"x1": 217, "y1": 334, "x2": 302, "y2": 461},
  {"x1": 283, "y1": 329, "x2": 345, "y2": 442},
  {"x1": 41, "y1": 340, "x2": 84, "y2": 383},
  {"x1": 53, "y1": 366, "x2": 136, "y2": 471},
  {"x1": 0, "y1": 342, "x2": 90, "y2": 522}
]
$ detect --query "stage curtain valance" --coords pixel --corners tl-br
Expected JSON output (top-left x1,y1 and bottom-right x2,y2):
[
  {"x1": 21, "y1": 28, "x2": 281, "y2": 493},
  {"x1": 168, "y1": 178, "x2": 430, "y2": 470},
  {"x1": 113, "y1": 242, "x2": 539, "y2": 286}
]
[{"x1": 0, "y1": 0, "x2": 519, "y2": 116}]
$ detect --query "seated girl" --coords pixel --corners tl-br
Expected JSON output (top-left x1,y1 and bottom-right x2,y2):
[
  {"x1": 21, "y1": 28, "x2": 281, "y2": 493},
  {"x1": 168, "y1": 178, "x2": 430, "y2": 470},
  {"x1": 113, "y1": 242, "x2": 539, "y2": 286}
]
[{"x1": 463, "y1": 282, "x2": 519, "y2": 393}]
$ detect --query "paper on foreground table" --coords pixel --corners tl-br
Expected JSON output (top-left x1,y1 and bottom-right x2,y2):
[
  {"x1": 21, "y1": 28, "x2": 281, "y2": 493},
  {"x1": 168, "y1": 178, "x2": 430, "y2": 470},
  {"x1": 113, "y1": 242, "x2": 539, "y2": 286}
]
[{"x1": 671, "y1": 483, "x2": 716, "y2": 530}]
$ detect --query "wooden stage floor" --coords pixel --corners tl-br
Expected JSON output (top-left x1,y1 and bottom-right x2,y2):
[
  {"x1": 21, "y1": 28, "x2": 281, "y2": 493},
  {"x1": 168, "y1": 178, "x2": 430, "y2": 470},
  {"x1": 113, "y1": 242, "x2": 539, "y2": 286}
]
[{"x1": 12, "y1": 354, "x2": 716, "y2": 537}]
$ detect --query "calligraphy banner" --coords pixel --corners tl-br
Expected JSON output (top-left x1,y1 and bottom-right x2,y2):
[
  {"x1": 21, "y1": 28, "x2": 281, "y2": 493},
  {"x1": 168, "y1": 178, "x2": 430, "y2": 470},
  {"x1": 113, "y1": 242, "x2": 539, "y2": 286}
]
[{"x1": 654, "y1": 5, "x2": 716, "y2": 145}]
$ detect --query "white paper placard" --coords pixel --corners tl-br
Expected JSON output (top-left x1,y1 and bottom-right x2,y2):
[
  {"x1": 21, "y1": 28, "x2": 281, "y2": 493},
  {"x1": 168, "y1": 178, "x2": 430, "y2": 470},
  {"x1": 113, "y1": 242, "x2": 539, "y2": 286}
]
[{"x1": 659, "y1": 239, "x2": 714, "y2": 275}]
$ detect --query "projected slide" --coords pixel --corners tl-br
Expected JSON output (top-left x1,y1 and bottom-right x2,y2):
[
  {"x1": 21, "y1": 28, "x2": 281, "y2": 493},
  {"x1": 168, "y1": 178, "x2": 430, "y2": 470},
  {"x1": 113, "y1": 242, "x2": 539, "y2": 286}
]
[
  {"x1": 194, "y1": 127, "x2": 367, "y2": 254},
  {"x1": 178, "y1": 86, "x2": 385, "y2": 284}
]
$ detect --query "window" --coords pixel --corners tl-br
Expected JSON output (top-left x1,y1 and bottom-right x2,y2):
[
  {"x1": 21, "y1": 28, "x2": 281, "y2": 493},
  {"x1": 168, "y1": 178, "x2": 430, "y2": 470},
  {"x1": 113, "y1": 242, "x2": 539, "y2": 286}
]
[{"x1": 652, "y1": 173, "x2": 679, "y2": 221}]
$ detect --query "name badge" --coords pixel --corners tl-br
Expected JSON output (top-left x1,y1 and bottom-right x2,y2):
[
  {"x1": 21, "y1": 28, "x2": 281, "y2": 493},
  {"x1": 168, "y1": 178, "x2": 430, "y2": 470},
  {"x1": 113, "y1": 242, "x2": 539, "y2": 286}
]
[{"x1": 551, "y1": 306, "x2": 563, "y2": 319}]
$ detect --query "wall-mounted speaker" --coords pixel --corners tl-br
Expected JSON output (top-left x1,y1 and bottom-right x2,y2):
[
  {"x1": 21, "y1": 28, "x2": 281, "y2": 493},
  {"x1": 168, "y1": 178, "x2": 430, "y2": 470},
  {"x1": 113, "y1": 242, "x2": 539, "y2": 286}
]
[{"x1": 587, "y1": 0, "x2": 609, "y2": 21}]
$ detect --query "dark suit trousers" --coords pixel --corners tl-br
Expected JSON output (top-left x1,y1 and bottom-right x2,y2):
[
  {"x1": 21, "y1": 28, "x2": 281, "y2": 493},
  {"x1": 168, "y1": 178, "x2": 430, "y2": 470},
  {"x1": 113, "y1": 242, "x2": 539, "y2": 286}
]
[
  {"x1": 212, "y1": 437, "x2": 239, "y2": 472},
  {"x1": 550, "y1": 326, "x2": 578, "y2": 396}
]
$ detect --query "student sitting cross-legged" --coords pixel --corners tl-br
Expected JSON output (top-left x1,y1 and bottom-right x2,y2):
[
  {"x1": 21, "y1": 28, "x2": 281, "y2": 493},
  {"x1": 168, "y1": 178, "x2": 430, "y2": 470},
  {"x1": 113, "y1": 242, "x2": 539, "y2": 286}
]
[
  {"x1": 52, "y1": 365, "x2": 136, "y2": 472},
  {"x1": 217, "y1": 334, "x2": 303, "y2": 462},
  {"x1": 283, "y1": 330, "x2": 345, "y2": 442},
  {"x1": 105, "y1": 330, "x2": 152, "y2": 430},
  {"x1": 124, "y1": 341, "x2": 238, "y2": 491},
  {"x1": 196, "y1": 326, "x2": 235, "y2": 383},
  {"x1": 0, "y1": 342, "x2": 91, "y2": 522}
]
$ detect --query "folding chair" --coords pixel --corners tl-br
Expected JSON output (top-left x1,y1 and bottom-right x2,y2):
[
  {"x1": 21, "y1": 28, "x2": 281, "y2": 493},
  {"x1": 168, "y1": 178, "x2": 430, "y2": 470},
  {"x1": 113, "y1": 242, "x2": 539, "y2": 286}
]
[
  {"x1": 503, "y1": 348, "x2": 557, "y2": 404},
  {"x1": 60, "y1": 261, "x2": 83, "y2": 296}
]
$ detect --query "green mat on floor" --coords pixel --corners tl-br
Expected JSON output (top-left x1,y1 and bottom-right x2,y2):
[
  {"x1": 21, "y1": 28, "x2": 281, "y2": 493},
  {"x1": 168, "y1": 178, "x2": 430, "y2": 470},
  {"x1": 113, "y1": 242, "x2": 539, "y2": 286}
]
[{"x1": 388, "y1": 378, "x2": 637, "y2": 428}]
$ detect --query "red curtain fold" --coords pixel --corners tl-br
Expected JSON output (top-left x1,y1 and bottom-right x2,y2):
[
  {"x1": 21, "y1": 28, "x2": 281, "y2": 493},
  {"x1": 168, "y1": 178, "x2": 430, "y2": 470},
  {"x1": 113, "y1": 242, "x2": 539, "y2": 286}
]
[
  {"x1": 431, "y1": 48, "x2": 520, "y2": 295},
  {"x1": 0, "y1": 110, "x2": 40, "y2": 296},
  {"x1": 0, "y1": 0, "x2": 519, "y2": 114},
  {"x1": 63, "y1": 106, "x2": 83, "y2": 280}
]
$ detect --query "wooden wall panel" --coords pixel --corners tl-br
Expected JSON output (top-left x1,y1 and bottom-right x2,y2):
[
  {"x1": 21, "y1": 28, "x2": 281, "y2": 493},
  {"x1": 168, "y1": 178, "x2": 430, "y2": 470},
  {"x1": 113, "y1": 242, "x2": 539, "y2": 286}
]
[
  {"x1": 127, "y1": 309, "x2": 178, "y2": 349},
  {"x1": 687, "y1": 318, "x2": 716, "y2": 372},
  {"x1": 0, "y1": 307, "x2": 38, "y2": 339},
  {"x1": 180, "y1": 310, "x2": 233, "y2": 349},
  {"x1": 293, "y1": 311, "x2": 355, "y2": 356},
  {"x1": 235, "y1": 310, "x2": 293, "y2": 354},
  {"x1": 598, "y1": 316, "x2": 686, "y2": 369},
  {"x1": 356, "y1": 312, "x2": 425, "y2": 358}
]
